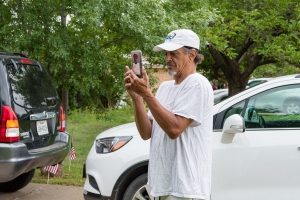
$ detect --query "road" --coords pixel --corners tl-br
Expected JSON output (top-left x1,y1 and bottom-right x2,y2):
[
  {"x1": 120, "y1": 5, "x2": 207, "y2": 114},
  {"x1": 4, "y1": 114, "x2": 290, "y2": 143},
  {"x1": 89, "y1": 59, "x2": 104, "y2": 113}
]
[{"x1": 0, "y1": 183, "x2": 84, "y2": 200}]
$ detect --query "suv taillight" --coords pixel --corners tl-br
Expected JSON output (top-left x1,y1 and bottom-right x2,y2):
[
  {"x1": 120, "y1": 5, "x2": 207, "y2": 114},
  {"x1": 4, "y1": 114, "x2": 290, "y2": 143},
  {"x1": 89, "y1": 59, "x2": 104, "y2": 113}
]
[
  {"x1": 59, "y1": 103, "x2": 65, "y2": 132},
  {"x1": 0, "y1": 106, "x2": 20, "y2": 142}
]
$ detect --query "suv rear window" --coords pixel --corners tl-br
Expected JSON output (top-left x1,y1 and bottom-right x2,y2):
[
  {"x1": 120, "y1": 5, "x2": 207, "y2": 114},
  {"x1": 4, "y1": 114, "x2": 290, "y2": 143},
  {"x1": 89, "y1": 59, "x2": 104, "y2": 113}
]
[{"x1": 6, "y1": 64, "x2": 58, "y2": 108}]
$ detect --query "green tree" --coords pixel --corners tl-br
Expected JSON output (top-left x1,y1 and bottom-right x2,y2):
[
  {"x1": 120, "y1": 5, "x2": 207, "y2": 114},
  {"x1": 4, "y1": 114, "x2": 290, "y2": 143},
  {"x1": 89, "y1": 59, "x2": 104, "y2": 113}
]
[
  {"x1": 0, "y1": 0, "x2": 218, "y2": 109},
  {"x1": 202, "y1": 0, "x2": 300, "y2": 96}
]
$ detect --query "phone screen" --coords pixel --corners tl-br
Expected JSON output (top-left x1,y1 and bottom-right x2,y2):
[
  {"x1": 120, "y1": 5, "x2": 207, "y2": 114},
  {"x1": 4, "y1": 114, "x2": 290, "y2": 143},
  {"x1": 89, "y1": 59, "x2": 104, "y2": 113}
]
[{"x1": 131, "y1": 50, "x2": 143, "y2": 78}]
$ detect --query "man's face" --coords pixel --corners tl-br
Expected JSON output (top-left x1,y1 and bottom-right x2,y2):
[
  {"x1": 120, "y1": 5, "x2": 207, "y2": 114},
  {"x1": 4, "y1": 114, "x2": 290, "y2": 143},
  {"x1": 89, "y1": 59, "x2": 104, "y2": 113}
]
[{"x1": 164, "y1": 47, "x2": 190, "y2": 77}]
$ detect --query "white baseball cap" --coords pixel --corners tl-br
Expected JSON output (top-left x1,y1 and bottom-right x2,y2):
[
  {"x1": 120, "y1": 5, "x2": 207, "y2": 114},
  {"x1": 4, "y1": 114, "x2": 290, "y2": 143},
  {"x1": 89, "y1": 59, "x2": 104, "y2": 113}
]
[{"x1": 153, "y1": 29, "x2": 200, "y2": 52}]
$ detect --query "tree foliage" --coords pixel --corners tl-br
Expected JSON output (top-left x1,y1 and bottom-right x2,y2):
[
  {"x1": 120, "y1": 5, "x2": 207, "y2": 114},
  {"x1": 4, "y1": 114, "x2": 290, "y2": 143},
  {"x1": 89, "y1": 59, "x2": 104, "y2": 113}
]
[
  {"x1": 1, "y1": 0, "x2": 299, "y2": 107},
  {"x1": 0, "y1": 0, "x2": 218, "y2": 109},
  {"x1": 203, "y1": 0, "x2": 300, "y2": 95}
]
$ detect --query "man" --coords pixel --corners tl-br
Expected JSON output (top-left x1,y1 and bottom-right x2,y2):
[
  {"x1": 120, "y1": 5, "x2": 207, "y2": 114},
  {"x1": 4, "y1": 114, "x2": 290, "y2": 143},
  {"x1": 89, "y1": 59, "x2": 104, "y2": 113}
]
[{"x1": 124, "y1": 29, "x2": 213, "y2": 200}]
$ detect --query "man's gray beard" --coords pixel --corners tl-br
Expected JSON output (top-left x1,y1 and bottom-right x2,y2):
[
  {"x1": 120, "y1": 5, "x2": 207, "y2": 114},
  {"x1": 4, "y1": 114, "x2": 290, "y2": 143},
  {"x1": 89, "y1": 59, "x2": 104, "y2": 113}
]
[{"x1": 168, "y1": 70, "x2": 177, "y2": 76}]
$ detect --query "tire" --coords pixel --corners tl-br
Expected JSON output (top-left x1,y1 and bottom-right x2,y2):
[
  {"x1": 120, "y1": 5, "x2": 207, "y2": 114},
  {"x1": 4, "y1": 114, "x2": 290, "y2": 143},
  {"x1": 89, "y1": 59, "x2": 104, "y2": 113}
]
[
  {"x1": 123, "y1": 173, "x2": 150, "y2": 200},
  {"x1": 283, "y1": 100, "x2": 300, "y2": 114},
  {"x1": 0, "y1": 169, "x2": 35, "y2": 192}
]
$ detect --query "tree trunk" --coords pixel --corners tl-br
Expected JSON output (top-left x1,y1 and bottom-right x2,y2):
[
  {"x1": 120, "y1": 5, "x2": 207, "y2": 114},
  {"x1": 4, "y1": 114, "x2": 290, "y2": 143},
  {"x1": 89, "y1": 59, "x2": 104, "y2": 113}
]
[
  {"x1": 206, "y1": 41, "x2": 261, "y2": 98},
  {"x1": 227, "y1": 76, "x2": 248, "y2": 97}
]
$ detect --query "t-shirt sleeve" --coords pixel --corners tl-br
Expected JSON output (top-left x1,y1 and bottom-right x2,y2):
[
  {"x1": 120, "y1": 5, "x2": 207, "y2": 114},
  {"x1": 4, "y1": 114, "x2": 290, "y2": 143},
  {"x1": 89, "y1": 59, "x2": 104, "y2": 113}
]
[
  {"x1": 148, "y1": 110, "x2": 153, "y2": 120},
  {"x1": 173, "y1": 84, "x2": 204, "y2": 127}
]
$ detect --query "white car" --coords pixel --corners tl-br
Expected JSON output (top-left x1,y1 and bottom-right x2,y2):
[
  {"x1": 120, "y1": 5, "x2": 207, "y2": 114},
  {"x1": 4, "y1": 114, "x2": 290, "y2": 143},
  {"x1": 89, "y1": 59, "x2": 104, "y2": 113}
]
[
  {"x1": 214, "y1": 78, "x2": 272, "y2": 104},
  {"x1": 83, "y1": 74, "x2": 300, "y2": 200}
]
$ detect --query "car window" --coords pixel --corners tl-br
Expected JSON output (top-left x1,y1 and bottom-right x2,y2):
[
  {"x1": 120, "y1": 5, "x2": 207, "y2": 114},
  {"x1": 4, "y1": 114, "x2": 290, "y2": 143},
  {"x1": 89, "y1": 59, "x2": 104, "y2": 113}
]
[
  {"x1": 221, "y1": 100, "x2": 246, "y2": 128},
  {"x1": 220, "y1": 84, "x2": 300, "y2": 129},
  {"x1": 6, "y1": 64, "x2": 58, "y2": 108},
  {"x1": 246, "y1": 84, "x2": 300, "y2": 128}
]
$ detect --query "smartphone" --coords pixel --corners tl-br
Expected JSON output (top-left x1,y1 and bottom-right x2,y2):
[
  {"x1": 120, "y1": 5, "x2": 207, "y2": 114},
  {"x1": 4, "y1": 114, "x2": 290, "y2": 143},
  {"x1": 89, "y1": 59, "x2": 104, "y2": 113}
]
[{"x1": 131, "y1": 50, "x2": 143, "y2": 78}]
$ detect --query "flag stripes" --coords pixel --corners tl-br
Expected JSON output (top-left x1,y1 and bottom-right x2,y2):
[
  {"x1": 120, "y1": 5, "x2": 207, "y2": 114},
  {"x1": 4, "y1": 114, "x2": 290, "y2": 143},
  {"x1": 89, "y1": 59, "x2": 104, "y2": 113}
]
[
  {"x1": 43, "y1": 164, "x2": 59, "y2": 174},
  {"x1": 70, "y1": 146, "x2": 76, "y2": 160},
  {"x1": 70, "y1": 142, "x2": 76, "y2": 160}
]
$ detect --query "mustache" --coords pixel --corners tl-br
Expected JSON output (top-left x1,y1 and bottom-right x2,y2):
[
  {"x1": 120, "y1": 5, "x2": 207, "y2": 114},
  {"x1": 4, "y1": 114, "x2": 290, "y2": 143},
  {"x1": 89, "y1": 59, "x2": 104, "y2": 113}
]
[{"x1": 167, "y1": 61, "x2": 176, "y2": 66}]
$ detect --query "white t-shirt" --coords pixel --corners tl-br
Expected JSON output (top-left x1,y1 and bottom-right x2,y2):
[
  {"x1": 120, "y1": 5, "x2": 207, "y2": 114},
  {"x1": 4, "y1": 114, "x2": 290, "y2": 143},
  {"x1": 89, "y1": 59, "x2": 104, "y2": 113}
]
[{"x1": 147, "y1": 73, "x2": 213, "y2": 199}]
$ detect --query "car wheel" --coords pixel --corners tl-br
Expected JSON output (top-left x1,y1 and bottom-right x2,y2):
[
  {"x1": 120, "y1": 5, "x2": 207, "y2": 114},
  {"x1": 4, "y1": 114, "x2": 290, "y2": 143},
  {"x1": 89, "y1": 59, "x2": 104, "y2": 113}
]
[
  {"x1": 123, "y1": 173, "x2": 150, "y2": 200},
  {"x1": 284, "y1": 100, "x2": 300, "y2": 114},
  {"x1": 0, "y1": 169, "x2": 35, "y2": 192}
]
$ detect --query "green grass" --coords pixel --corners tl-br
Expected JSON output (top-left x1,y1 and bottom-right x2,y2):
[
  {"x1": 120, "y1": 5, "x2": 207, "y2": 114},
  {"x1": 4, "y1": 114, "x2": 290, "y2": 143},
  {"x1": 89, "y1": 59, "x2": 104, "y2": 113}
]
[{"x1": 32, "y1": 107, "x2": 135, "y2": 186}]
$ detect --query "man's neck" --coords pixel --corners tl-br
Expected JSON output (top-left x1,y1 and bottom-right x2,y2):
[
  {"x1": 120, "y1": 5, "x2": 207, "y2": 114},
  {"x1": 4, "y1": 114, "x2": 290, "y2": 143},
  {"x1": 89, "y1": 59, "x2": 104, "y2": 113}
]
[{"x1": 174, "y1": 66, "x2": 196, "y2": 85}]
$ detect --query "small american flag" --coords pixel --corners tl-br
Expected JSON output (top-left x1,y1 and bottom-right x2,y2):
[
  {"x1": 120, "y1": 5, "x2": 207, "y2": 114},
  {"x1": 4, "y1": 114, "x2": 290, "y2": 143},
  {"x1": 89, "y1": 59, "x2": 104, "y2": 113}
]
[
  {"x1": 43, "y1": 164, "x2": 59, "y2": 174},
  {"x1": 70, "y1": 142, "x2": 76, "y2": 160}
]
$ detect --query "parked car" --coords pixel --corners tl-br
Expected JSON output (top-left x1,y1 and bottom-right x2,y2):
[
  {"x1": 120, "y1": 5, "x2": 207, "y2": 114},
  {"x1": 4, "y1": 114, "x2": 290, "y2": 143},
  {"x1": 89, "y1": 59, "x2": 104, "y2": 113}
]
[
  {"x1": 83, "y1": 74, "x2": 300, "y2": 200},
  {"x1": 0, "y1": 52, "x2": 70, "y2": 192},
  {"x1": 214, "y1": 78, "x2": 272, "y2": 104}
]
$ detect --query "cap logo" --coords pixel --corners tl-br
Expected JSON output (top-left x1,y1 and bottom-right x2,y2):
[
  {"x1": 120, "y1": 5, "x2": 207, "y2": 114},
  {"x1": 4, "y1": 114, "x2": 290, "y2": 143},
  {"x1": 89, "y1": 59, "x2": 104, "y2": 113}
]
[{"x1": 166, "y1": 31, "x2": 176, "y2": 41}]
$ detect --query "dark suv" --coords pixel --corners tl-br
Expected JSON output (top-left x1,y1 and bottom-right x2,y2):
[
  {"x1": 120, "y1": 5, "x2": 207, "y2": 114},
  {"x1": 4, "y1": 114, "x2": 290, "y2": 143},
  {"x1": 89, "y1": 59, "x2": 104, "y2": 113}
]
[{"x1": 0, "y1": 52, "x2": 70, "y2": 192}]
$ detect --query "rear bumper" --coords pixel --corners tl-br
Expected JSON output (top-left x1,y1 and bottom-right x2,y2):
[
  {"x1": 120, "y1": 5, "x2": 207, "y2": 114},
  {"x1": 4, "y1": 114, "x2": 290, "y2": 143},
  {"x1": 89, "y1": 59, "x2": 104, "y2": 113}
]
[{"x1": 0, "y1": 132, "x2": 70, "y2": 182}]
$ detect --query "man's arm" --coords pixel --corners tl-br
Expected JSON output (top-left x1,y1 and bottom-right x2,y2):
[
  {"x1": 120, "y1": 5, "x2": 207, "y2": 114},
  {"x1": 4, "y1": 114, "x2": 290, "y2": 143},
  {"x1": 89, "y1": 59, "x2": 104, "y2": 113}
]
[
  {"x1": 132, "y1": 95, "x2": 152, "y2": 140},
  {"x1": 141, "y1": 90, "x2": 192, "y2": 139},
  {"x1": 124, "y1": 66, "x2": 152, "y2": 140}
]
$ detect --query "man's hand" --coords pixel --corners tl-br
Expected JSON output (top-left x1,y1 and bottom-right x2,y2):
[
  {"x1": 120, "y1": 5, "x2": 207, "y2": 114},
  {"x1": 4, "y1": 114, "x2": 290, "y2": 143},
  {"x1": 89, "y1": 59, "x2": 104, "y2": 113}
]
[
  {"x1": 124, "y1": 66, "x2": 139, "y2": 100},
  {"x1": 124, "y1": 66, "x2": 151, "y2": 99}
]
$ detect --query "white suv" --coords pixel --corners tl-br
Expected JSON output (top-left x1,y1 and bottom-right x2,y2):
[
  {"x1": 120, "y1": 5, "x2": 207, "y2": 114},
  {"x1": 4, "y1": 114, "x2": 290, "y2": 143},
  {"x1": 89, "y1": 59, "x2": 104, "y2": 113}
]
[{"x1": 83, "y1": 74, "x2": 300, "y2": 200}]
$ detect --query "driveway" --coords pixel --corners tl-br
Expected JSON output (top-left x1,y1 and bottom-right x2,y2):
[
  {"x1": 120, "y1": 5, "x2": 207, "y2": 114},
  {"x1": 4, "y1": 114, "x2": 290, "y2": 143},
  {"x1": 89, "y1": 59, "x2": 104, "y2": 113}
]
[{"x1": 0, "y1": 183, "x2": 84, "y2": 200}]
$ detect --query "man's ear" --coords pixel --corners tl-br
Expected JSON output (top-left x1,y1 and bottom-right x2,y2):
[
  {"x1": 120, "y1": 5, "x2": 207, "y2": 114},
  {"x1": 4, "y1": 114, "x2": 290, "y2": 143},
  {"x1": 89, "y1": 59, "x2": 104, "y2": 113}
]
[{"x1": 189, "y1": 49, "x2": 197, "y2": 60}]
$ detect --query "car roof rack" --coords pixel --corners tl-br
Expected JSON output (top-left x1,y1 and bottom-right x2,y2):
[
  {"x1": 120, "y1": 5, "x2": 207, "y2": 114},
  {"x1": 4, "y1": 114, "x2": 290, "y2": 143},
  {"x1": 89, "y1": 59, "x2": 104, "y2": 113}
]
[{"x1": 0, "y1": 52, "x2": 28, "y2": 58}]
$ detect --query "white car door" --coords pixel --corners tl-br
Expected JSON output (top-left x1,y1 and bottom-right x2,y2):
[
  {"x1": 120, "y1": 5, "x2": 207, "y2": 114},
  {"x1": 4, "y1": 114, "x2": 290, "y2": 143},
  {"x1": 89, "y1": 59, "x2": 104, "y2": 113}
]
[{"x1": 212, "y1": 84, "x2": 300, "y2": 200}]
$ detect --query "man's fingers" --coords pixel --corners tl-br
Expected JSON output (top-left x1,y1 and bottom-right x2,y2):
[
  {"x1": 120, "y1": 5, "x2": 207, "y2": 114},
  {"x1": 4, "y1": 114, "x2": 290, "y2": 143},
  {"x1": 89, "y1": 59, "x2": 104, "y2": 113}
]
[
  {"x1": 125, "y1": 83, "x2": 131, "y2": 90},
  {"x1": 142, "y1": 68, "x2": 148, "y2": 80},
  {"x1": 124, "y1": 76, "x2": 131, "y2": 84},
  {"x1": 125, "y1": 66, "x2": 132, "y2": 77},
  {"x1": 124, "y1": 66, "x2": 139, "y2": 80},
  {"x1": 124, "y1": 66, "x2": 134, "y2": 83},
  {"x1": 142, "y1": 68, "x2": 150, "y2": 88}
]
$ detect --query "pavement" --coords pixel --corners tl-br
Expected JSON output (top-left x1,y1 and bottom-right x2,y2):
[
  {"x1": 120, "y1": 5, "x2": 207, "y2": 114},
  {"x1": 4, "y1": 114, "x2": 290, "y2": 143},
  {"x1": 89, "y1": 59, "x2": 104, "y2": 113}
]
[{"x1": 0, "y1": 183, "x2": 84, "y2": 200}]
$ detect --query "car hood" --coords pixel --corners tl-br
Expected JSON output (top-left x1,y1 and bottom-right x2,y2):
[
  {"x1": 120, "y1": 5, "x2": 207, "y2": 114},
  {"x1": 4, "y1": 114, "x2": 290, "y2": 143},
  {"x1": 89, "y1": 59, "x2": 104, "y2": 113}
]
[{"x1": 96, "y1": 122, "x2": 140, "y2": 139}]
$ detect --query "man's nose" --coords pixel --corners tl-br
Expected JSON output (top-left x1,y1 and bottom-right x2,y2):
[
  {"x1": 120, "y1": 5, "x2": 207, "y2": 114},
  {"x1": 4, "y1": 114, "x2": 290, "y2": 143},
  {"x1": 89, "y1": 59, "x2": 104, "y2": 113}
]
[{"x1": 165, "y1": 53, "x2": 172, "y2": 62}]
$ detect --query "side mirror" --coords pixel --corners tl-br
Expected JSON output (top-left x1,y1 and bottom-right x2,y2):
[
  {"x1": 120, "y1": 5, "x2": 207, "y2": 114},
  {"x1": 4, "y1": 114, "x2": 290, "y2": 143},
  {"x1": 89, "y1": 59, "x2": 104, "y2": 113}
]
[{"x1": 221, "y1": 114, "x2": 245, "y2": 144}]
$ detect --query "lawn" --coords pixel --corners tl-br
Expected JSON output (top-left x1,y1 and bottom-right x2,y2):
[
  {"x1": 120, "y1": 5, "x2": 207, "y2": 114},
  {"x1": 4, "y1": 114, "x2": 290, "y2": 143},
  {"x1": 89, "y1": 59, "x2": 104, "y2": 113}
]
[{"x1": 32, "y1": 107, "x2": 135, "y2": 186}]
